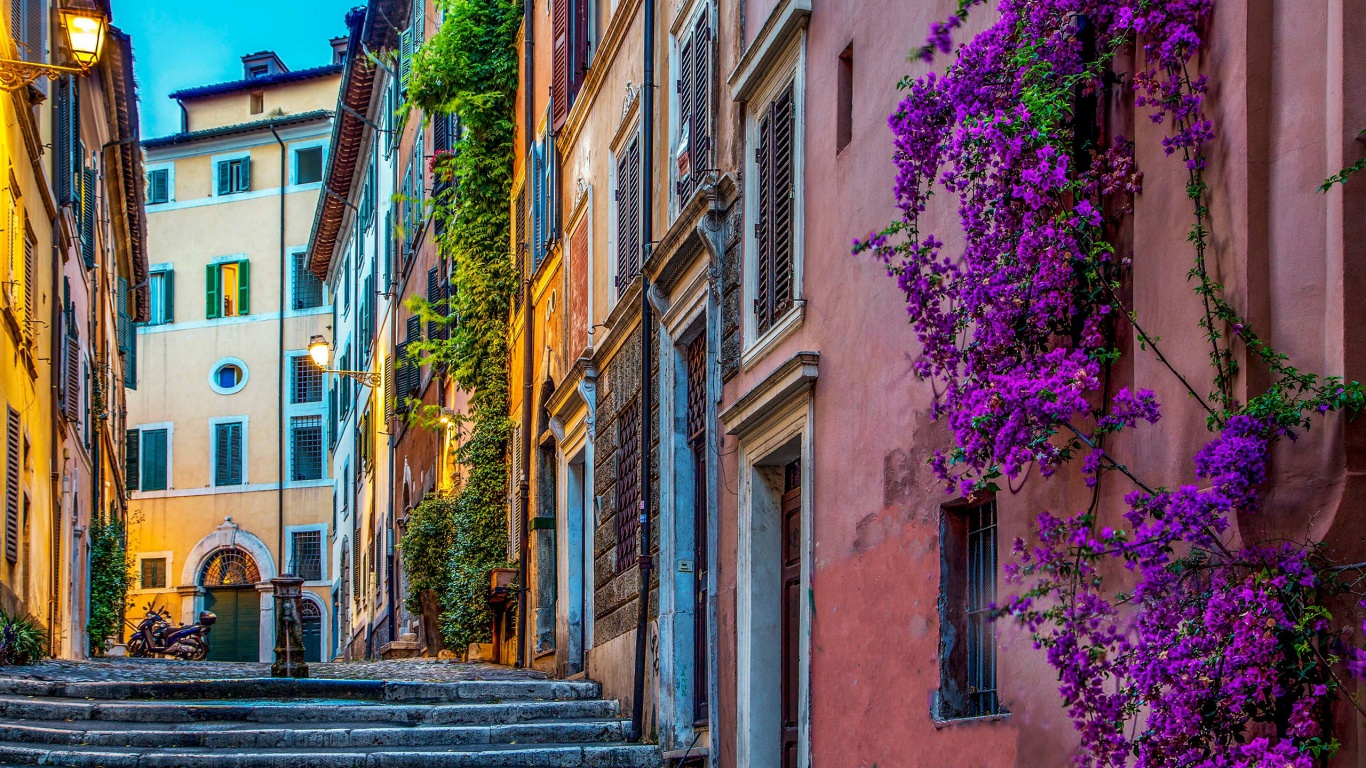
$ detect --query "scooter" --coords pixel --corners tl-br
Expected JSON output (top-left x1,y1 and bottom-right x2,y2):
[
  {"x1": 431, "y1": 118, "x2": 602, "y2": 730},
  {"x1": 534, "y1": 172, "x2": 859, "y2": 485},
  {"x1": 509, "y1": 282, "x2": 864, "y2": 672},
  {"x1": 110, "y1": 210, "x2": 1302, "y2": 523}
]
[{"x1": 126, "y1": 608, "x2": 215, "y2": 660}]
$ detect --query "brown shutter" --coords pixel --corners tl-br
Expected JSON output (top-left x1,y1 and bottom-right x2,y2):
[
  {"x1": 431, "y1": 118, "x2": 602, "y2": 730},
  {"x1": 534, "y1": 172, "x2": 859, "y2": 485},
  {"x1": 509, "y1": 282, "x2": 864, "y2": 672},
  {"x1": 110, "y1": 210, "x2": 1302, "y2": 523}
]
[
  {"x1": 551, "y1": 0, "x2": 569, "y2": 129},
  {"x1": 770, "y1": 85, "x2": 796, "y2": 319},
  {"x1": 691, "y1": 13, "x2": 712, "y2": 186},
  {"x1": 676, "y1": 34, "x2": 694, "y2": 203},
  {"x1": 754, "y1": 109, "x2": 774, "y2": 332},
  {"x1": 5, "y1": 407, "x2": 20, "y2": 564},
  {"x1": 615, "y1": 137, "x2": 641, "y2": 292},
  {"x1": 572, "y1": 0, "x2": 590, "y2": 96}
]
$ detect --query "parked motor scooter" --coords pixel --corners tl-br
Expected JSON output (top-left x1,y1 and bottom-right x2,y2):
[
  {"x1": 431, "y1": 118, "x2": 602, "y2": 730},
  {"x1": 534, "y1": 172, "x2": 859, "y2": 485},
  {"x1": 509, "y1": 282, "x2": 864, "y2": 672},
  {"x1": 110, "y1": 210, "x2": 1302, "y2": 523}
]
[{"x1": 126, "y1": 608, "x2": 215, "y2": 660}]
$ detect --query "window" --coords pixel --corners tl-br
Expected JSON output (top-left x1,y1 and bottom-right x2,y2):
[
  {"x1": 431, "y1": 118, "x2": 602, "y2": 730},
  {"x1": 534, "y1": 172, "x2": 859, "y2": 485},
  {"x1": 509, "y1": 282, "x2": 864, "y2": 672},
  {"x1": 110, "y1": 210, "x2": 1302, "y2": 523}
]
[
  {"x1": 290, "y1": 415, "x2": 324, "y2": 481},
  {"x1": 141, "y1": 557, "x2": 167, "y2": 589},
  {"x1": 753, "y1": 83, "x2": 797, "y2": 336},
  {"x1": 147, "y1": 168, "x2": 171, "y2": 204},
  {"x1": 216, "y1": 157, "x2": 251, "y2": 195},
  {"x1": 206, "y1": 259, "x2": 250, "y2": 318},
  {"x1": 4, "y1": 407, "x2": 19, "y2": 564},
  {"x1": 146, "y1": 268, "x2": 174, "y2": 325},
  {"x1": 614, "y1": 399, "x2": 641, "y2": 572},
  {"x1": 210, "y1": 360, "x2": 247, "y2": 395},
  {"x1": 213, "y1": 421, "x2": 244, "y2": 486},
  {"x1": 551, "y1": 0, "x2": 594, "y2": 128},
  {"x1": 937, "y1": 500, "x2": 1002, "y2": 719},
  {"x1": 291, "y1": 251, "x2": 324, "y2": 310},
  {"x1": 295, "y1": 146, "x2": 324, "y2": 185},
  {"x1": 613, "y1": 135, "x2": 641, "y2": 295},
  {"x1": 675, "y1": 9, "x2": 713, "y2": 204},
  {"x1": 125, "y1": 427, "x2": 169, "y2": 492},
  {"x1": 837, "y1": 43, "x2": 854, "y2": 154},
  {"x1": 292, "y1": 356, "x2": 323, "y2": 404},
  {"x1": 290, "y1": 530, "x2": 323, "y2": 581},
  {"x1": 249, "y1": 65, "x2": 270, "y2": 78},
  {"x1": 250, "y1": 91, "x2": 264, "y2": 114}
]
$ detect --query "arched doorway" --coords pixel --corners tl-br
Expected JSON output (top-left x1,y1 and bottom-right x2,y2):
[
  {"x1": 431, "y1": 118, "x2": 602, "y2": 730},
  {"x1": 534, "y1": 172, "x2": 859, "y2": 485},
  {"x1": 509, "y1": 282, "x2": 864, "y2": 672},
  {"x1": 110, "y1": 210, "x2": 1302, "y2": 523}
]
[
  {"x1": 301, "y1": 597, "x2": 323, "y2": 662},
  {"x1": 200, "y1": 547, "x2": 261, "y2": 662}
]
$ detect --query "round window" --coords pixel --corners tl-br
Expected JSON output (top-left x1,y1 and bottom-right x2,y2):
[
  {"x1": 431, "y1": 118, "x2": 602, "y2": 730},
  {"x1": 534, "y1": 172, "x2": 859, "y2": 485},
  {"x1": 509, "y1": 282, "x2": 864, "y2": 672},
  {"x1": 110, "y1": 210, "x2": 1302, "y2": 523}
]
[{"x1": 209, "y1": 358, "x2": 249, "y2": 395}]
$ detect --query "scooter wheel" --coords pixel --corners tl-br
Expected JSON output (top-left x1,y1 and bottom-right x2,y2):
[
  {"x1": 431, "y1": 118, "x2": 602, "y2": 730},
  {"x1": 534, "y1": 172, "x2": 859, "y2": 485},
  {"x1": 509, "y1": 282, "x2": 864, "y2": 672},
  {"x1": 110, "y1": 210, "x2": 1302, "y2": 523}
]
[
  {"x1": 126, "y1": 637, "x2": 148, "y2": 658},
  {"x1": 184, "y1": 637, "x2": 209, "y2": 661}
]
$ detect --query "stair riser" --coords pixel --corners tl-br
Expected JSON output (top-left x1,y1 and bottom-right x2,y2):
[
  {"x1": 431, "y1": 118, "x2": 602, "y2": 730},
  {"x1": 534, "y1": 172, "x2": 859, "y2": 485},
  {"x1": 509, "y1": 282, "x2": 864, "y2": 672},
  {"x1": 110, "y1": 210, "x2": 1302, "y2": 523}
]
[
  {"x1": 0, "y1": 679, "x2": 601, "y2": 704},
  {"x1": 0, "y1": 699, "x2": 619, "y2": 725},
  {"x1": 0, "y1": 722, "x2": 630, "y2": 749},
  {"x1": 0, "y1": 744, "x2": 660, "y2": 768}
]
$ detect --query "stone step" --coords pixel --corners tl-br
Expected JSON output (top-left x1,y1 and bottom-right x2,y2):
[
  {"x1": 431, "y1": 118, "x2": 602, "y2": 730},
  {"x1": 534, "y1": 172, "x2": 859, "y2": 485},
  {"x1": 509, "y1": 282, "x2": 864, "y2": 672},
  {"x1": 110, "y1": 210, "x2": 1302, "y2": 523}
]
[
  {"x1": 0, "y1": 696, "x2": 620, "y2": 726},
  {"x1": 0, "y1": 719, "x2": 631, "y2": 749},
  {"x1": 0, "y1": 678, "x2": 600, "y2": 703},
  {"x1": 0, "y1": 741, "x2": 662, "y2": 768}
]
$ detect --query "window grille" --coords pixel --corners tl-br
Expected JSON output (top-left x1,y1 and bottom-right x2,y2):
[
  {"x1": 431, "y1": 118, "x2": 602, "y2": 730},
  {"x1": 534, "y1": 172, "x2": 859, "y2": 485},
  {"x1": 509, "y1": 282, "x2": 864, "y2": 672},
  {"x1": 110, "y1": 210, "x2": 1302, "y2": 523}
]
[
  {"x1": 200, "y1": 548, "x2": 260, "y2": 586},
  {"x1": 938, "y1": 499, "x2": 1002, "y2": 719},
  {"x1": 291, "y1": 415, "x2": 324, "y2": 481},
  {"x1": 614, "y1": 399, "x2": 641, "y2": 572},
  {"x1": 291, "y1": 530, "x2": 323, "y2": 581},
  {"x1": 292, "y1": 356, "x2": 323, "y2": 404},
  {"x1": 965, "y1": 501, "x2": 1000, "y2": 717},
  {"x1": 292, "y1": 251, "x2": 324, "y2": 310},
  {"x1": 213, "y1": 421, "x2": 244, "y2": 486},
  {"x1": 141, "y1": 558, "x2": 167, "y2": 589},
  {"x1": 685, "y1": 333, "x2": 707, "y2": 444},
  {"x1": 753, "y1": 84, "x2": 796, "y2": 335}
]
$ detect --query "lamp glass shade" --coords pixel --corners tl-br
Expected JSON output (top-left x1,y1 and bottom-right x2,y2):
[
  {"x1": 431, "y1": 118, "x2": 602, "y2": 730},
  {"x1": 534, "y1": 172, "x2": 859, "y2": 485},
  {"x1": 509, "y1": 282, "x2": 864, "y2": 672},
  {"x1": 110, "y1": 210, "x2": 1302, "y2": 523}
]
[
  {"x1": 308, "y1": 337, "x2": 331, "y2": 369},
  {"x1": 60, "y1": 9, "x2": 105, "y2": 69}
]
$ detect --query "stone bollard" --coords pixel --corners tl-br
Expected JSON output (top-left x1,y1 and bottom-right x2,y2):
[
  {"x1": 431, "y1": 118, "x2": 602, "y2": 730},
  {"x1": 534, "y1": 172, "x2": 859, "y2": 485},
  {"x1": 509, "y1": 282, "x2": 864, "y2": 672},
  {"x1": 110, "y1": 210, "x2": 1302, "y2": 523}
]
[{"x1": 270, "y1": 575, "x2": 309, "y2": 678}]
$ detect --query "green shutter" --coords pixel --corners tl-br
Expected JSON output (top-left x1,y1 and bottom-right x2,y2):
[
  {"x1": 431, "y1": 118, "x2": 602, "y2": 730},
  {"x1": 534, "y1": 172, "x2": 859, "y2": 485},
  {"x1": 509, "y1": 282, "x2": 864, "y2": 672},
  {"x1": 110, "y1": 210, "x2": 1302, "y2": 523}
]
[
  {"x1": 236, "y1": 259, "x2": 250, "y2": 315},
  {"x1": 143, "y1": 429, "x2": 167, "y2": 491},
  {"x1": 206, "y1": 264, "x2": 221, "y2": 319},
  {"x1": 240, "y1": 157, "x2": 251, "y2": 191},
  {"x1": 125, "y1": 429, "x2": 139, "y2": 491},
  {"x1": 217, "y1": 161, "x2": 231, "y2": 195},
  {"x1": 164, "y1": 268, "x2": 175, "y2": 322}
]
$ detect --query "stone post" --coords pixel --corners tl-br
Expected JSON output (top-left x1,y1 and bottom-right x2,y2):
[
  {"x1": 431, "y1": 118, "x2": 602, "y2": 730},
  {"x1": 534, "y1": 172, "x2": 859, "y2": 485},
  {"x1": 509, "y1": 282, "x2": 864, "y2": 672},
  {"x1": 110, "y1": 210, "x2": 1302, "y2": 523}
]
[{"x1": 270, "y1": 575, "x2": 309, "y2": 678}]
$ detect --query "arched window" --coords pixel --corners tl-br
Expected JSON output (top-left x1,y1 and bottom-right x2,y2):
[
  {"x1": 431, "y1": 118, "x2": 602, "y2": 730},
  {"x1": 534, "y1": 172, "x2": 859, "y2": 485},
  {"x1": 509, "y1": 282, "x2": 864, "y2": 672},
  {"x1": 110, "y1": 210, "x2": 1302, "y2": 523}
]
[{"x1": 200, "y1": 548, "x2": 261, "y2": 586}]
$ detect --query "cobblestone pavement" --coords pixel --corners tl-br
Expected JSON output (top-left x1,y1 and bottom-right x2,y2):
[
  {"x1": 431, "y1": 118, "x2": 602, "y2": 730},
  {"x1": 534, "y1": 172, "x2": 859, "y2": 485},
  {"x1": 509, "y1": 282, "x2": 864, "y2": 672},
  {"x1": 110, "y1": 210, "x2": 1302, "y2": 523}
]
[{"x1": 0, "y1": 658, "x2": 548, "y2": 683}]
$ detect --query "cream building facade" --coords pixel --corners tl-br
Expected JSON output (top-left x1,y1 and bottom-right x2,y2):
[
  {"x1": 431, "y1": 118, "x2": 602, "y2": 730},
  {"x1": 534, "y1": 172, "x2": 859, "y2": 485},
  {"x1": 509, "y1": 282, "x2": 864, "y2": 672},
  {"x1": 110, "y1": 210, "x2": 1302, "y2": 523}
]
[{"x1": 128, "y1": 47, "x2": 342, "y2": 662}]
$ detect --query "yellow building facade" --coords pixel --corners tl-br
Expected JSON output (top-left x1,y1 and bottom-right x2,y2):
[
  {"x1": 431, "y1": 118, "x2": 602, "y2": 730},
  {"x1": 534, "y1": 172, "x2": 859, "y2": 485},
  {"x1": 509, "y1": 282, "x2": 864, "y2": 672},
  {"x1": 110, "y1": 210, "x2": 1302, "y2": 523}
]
[{"x1": 128, "y1": 48, "x2": 341, "y2": 662}]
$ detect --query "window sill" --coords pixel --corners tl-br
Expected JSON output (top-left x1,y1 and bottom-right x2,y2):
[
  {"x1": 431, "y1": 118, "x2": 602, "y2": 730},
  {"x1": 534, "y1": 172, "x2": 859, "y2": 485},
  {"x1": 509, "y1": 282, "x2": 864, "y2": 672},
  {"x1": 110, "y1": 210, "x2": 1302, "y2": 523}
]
[
  {"x1": 741, "y1": 301, "x2": 805, "y2": 372},
  {"x1": 932, "y1": 711, "x2": 1012, "y2": 728}
]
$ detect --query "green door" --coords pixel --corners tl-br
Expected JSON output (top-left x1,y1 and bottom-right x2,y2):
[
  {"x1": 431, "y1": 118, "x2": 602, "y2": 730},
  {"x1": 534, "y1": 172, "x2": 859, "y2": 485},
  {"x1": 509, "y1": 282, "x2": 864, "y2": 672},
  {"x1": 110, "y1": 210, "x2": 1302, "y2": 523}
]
[{"x1": 203, "y1": 588, "x2": 260, "y2": 662}]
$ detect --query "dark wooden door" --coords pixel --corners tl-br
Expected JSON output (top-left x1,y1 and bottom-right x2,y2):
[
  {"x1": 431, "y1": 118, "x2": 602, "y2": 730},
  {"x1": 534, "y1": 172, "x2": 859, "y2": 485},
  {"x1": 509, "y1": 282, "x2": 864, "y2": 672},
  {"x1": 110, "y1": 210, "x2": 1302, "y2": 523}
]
[
  {"x1": 780, "y1": 460, "x2": 802, "y2": 768},
  {"x1": 203, "y1": 588, "x2": 260, "y2": 662}
]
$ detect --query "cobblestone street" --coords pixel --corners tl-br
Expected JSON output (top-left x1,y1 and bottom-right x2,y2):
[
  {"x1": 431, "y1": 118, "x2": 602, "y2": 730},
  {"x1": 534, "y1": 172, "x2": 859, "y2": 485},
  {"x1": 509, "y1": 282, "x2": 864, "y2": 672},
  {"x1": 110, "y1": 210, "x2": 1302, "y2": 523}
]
[{"x1": 0, "y1": 658, "x2": 548, "y2": 684}]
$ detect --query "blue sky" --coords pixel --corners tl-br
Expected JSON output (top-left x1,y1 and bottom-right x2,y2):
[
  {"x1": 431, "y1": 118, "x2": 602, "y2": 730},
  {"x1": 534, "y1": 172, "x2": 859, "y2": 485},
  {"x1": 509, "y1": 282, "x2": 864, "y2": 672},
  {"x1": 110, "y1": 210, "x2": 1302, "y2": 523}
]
[{"x1": 111, "y1": 0, "x2": 359, "y2": 138}]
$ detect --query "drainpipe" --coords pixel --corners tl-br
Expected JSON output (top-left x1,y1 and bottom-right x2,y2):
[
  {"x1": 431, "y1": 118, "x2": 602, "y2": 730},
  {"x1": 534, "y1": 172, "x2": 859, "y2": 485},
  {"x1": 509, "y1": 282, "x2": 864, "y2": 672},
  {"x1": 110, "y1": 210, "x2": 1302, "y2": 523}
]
[
  {"x1": 48, "y1": 236, "x2": 62, "y2": 656},
  {"x1": 629, "y1": 0, "x2": 656, "y2": 744},
  {"x1": 270, "y1": 125, "x2": 288, "y2": 575},
  {"x1": 516, "y1": 0, "x2": 535, "y2": 670}
]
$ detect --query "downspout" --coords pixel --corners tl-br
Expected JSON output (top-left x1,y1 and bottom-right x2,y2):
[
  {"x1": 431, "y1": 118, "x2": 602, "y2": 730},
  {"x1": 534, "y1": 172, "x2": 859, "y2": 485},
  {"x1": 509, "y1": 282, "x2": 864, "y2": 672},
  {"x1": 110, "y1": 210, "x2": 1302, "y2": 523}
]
[
  {"x1": 270, "y1": 125, "x2": 288, "y2": 574},
  {"x1": 48, "y1": 236, "x2": 62, "y2": 656},
  {"x1": 516, "y1": 0, "x2": 535, "y2": 670},
  {"x1": 629, "y1": 0, "x2": 656, "y2": 743}
]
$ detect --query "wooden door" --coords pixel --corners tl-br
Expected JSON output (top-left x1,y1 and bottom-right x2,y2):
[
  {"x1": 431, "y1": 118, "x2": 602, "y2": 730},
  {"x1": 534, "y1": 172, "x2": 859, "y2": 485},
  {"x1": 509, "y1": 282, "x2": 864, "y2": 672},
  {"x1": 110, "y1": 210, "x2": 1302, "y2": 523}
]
[
  {"x1": 204, "y1": 588, "x2": 260, "y2": 662},
  {"x1": 780, "y1": 460, "x2": 802, "y2": 768}
]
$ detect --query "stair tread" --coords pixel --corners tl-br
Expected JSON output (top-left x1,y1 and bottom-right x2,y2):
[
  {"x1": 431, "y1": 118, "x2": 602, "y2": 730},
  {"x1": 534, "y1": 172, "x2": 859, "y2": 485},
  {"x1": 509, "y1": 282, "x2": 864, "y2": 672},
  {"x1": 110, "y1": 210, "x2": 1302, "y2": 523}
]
[
  {"x1": 0, "y1": 740, "x2": 657, "y2": 753},
  {"x1": 0, "y1": 717, "x2": 628, "y2": 733}
]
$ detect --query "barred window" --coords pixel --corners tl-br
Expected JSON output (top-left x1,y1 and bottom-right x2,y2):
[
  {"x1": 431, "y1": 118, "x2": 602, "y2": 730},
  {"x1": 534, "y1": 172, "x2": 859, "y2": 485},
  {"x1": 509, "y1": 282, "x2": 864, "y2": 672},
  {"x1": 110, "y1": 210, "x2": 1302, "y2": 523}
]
[
  {"x1": 290, "y1": 530, "x2": 323, "y2": 581},
  {"x1": 290, "y1": 415, "x2": 324, "y2": 481},
  {"x1": 291, "y1": 251, "x2": 324, "y2": 310},
  {"x1": 292, "y1": 356, "x2": 323, "y2": 404},
  {"x1": 614, "y1": 399, "x2": 641, "y2": 572},
  {"x1": 938, "y1": 499, "x2": 1002, "y2": 719}
]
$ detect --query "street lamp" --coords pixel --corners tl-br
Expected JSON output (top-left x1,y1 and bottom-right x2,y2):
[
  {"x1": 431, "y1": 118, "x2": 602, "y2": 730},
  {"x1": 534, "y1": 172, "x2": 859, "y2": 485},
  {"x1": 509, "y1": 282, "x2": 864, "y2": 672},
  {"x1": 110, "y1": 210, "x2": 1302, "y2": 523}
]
[
  {"x1": 308, "y1": 335, "x2": 380, "y2": 387},
  {"x1": 0, "y1": 5, "x2": 108, "y2": 92}
]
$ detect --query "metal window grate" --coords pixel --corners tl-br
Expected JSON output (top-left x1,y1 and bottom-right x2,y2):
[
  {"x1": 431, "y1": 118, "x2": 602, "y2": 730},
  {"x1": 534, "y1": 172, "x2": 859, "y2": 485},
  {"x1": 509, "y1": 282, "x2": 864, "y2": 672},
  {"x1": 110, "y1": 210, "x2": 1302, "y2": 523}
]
[
  {"x1": 291, "y1": 415, "x2": 324, "y2": 481},
  {"x1": 966, "y1": 500, "x2": 1000, "y2": 717},
  {"x1": 292, "y1": 356, "x2": 323, "y2": 404},
  {"x1": 291, "y1": 251, "x2": 324, "y2": 310},
  {"x1": 614, "y1": 399, "x2": 641, "y2": 572},
  {"x1": 200, "y1": 548, "x2": 260, "y2": 586},
  {"x1": 291, "y1": 530, "x2": 323, "y2": 581},
  {"x1": 685, "y1": 333, "x2": 707, "y2": 444}
]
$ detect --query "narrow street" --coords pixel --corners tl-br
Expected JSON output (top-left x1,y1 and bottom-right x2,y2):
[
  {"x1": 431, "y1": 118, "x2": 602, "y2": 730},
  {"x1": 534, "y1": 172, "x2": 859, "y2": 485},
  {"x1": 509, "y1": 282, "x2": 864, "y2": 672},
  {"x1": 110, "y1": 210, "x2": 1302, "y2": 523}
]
[{"x1": 0, "y1": 659, "x2": 656, "y2": 767}]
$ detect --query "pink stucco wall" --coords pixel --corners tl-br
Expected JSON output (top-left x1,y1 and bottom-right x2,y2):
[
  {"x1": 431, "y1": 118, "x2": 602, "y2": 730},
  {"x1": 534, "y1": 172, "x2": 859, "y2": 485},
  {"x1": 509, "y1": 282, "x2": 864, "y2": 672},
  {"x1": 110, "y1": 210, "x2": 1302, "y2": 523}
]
[{"x1": 714, "y1": 0, "x2": 1366, "y2": 765}]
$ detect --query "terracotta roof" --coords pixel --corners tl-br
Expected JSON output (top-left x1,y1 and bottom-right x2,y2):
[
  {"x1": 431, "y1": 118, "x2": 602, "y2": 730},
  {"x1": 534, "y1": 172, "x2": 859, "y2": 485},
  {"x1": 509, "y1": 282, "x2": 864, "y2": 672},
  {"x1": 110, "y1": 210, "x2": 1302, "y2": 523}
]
[
  {"x1": 142, "y1": 110, "x2": 332, "y2": 149},
  {"x1": 167, "y1": 63, "x2": 343, "y2": 101},
  {"x1": 306, "y1": 0, "x2": 409, "y2": 280}
]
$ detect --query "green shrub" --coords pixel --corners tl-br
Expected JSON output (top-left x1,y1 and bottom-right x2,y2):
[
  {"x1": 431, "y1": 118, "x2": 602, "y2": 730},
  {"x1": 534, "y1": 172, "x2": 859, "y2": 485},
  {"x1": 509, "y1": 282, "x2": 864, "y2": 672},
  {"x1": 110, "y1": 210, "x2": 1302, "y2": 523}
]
[
  {"x1": 87, "y1": 512, "x2": 132, "y2": 655},
  {"x1": 0, "y1": 609, "x2": 47, "y2": 665}
]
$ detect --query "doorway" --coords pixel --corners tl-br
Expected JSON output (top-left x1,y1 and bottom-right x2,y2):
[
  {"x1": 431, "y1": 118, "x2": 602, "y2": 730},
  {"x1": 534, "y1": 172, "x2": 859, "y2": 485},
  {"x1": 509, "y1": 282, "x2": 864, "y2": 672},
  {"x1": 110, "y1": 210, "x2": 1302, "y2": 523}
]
[
  {"x1": 200, "y1": 548, "x2": 261, "y2": 662},
  {"x1": 780, "y1": 460, "x2": 801, "y2": 768},
  {"x1": 565, "y1": 453, "x2": 588, "y2": 674},
  {"x1": 301, "y1": 598, "x2": 323, "y2": 662}
]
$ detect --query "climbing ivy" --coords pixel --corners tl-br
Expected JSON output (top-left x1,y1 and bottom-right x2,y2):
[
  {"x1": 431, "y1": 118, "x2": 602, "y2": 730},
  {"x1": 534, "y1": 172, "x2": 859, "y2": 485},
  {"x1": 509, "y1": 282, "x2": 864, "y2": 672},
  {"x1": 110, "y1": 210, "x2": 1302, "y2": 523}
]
[
  {"x1": 399, "y1": 0, "x2": 520, "y2": 651},
  {"x1": 87, "y1": 510, "x2": 131, "y2": 655}
]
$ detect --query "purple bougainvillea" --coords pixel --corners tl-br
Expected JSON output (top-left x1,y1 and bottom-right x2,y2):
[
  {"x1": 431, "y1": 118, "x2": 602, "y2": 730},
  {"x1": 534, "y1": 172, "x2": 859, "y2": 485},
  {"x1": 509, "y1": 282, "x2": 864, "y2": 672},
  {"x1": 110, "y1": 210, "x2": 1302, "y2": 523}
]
[{"x1": 861, "y1": 1, "x2": 1366, "y2": 765}]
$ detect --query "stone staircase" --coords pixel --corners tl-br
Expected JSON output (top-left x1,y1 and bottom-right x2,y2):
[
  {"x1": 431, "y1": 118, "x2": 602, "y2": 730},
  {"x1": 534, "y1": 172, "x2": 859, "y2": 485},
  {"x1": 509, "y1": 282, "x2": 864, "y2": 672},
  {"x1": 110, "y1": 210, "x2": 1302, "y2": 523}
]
[{"x1": 0, "y1": 676, "x2": 660, "y2": 767}]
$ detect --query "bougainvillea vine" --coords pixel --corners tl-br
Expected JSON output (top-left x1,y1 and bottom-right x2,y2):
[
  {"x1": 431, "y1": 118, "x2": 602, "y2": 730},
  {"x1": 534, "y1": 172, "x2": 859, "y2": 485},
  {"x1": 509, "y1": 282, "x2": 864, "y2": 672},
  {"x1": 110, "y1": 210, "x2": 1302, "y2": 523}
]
[{"x1": 860, "y1": 1, "x2": 1366, "y2": 765}]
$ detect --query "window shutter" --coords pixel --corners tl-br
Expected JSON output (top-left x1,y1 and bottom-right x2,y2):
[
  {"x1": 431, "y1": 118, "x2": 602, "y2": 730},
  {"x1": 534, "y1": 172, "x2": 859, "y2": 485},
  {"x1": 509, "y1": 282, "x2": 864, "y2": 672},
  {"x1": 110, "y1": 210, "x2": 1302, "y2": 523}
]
[
  {"x1": 81, "y1": 166, "x2": 96, "y2": 269},
  {"x1": 677, "y1": 33, "x2": 694, "y2": 202},
  {"x1": 216, "y1": 423, "x2": 242, "y2": 486},
  {"x1": 394, "y1": 341, "x2": 410, "y2": 413},
  {"x1": 384, "y1": 352, "x2": 396, "y2": 420},
  {"x1": 150, "y1": 170, "x2": 168, "y2": 204},
  {"x1": 399, "y1": 30, "x2": 413, "y2": 92},
  {"x1": 552, "y1": 0, "x2": 569, "y2": 129},
  {"x1": 754, "y1": 109, "x2": 774, "y2": 333},
  {"x1": 532, "y1": 144, "x2": 546, "y2": 270},
  {"x1": 413, "y1": 0, "x2": 425, "y2": 44},
  {"x1": 23, "y1": 0, "x2": 42, "y2": 65},
  {"x1": 508, "y1": 427, "x2": 521, "y2": 562},
  {"x1": 5, "y1": 408, "x2": 19, "y2": 564},
  {"x1": 164, "y1": 268, "x2": 175, "y2": 322},
  {"x1": 426, "y1": 267, "x2": 445, "y2": 340},
  {"x1": 56, "y1": 79, "x2": 73, "y2": 204},
  {"x1": 205, "y1": 264, "x2": 221, "y2": 319},
  {"x1": 691, "y1": 14, "x2": 712, "y2": 189},
  {"x1": 236, "y1": 259, "x2": 251, "y2": 315},
  {"x1": 143, "y1": 429, "x2": 167, "y2": 491},
  {"x1": 64, "y1": 320, "x2": 79, "y2": 423},
  {"x1": 770, "y1": 87, "x2": 796, "y2": 319},
  {"x1": 217, "y1": 161, "x2": 232, "y2": 195},
  {"x1": 434, "y1": 113, "x2": 450, "y2": 153},
  {"x1": 125, "y1": 323, "x2": 138, "y2": 390},
  {"x1": 572, "y1": 0, "x2": 590, "y2": 97},
  {"x1": 22, "y1": 231, "x2": 33, "y2": 333},
  {"x1": 240, "y1": 157, "x2": 252, "y2": 191},
  {"x1": 615, "y1": 138, "x2": 640, "y2": 293},
  {"x1": 125, "y1": 429, "x2": 139, "y2": 492}
]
